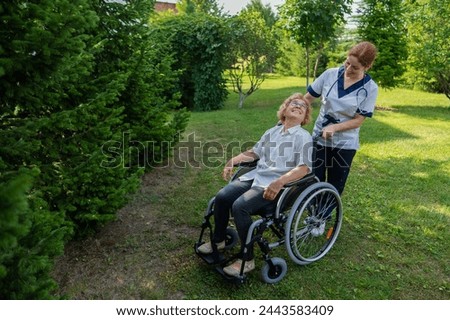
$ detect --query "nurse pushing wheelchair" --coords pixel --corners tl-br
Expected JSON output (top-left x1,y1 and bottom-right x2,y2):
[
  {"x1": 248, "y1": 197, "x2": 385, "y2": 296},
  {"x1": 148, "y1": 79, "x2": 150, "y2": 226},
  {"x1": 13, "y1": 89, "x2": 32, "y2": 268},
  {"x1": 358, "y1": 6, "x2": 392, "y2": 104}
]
[{"x1": 194, "y1": 93, "x2": 343, "y2": 284}]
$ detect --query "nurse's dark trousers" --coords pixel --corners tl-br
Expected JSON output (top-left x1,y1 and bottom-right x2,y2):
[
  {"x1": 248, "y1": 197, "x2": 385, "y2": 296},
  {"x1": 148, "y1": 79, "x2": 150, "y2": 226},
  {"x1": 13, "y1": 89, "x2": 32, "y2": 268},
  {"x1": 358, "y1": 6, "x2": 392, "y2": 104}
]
[{"x1": 313, "y1": 144, "x2": 356, "y2": 195}]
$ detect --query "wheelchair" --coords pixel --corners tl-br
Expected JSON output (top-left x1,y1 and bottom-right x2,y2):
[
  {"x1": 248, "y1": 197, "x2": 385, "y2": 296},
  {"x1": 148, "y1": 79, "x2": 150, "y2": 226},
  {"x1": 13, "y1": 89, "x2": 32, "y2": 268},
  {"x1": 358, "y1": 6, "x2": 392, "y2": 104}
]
[{"x1": 194, "y1": 160, "x2": 343, "y2": 284}]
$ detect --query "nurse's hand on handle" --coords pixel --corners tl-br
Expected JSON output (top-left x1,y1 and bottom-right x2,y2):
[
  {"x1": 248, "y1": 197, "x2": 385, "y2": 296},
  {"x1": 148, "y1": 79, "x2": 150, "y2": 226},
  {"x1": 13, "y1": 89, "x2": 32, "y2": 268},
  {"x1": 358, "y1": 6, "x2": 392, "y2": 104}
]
[{"x1": 322, "y1": 125, "x2": 337, "y2": 139}]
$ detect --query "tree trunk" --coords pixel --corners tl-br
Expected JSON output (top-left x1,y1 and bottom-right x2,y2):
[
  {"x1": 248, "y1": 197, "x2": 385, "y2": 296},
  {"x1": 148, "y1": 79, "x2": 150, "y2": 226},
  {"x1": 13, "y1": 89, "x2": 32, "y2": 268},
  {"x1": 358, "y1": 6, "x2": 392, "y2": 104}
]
[
  {"x1": 436, "y1": 73, "x2": 450, "y2": 100},
  {"x1": 238, "y1": 92, "x2": 246, "y2": 108},
  {"x1": 313, "y1": 50, "x2": 322, "y2": 81},
  {"x1": 305, "y1": 47, "x2": 310, "y2": 88}
]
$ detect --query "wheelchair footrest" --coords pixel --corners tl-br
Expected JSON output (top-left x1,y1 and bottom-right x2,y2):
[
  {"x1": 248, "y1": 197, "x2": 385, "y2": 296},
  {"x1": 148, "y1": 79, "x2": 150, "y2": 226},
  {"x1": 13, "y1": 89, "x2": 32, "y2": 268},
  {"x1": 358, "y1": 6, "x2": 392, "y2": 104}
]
[
  {"x1": 214, "y1": 266, "x2": 247, "y2": 284},
  {"x1": 194, "y1": 243, "x2": 227, "y2": 265},
  {"x1": 198, "y1": 252, "x2": 227, "y2": 265},
  {"x1": 195, "y1": 243, "x2": 247, "y2": 284}
]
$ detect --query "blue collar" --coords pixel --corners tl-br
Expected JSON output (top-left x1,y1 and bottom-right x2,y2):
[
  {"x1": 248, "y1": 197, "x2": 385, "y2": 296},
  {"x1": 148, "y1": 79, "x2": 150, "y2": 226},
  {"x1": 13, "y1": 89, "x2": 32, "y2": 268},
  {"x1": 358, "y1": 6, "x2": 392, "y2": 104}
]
[{"x1": 337, "y1": 66, "x2": 371, "y2": 98}]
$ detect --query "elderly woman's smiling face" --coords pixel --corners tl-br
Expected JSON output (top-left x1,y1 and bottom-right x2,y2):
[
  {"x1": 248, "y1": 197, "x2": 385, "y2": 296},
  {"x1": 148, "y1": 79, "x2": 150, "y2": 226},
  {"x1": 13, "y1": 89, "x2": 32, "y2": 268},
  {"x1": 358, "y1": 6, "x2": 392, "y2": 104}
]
[
  {"x1": 286, "y1": 99, "x2": 308, "y2": 117},
  {"x1": 277, "y1": 93, "x2": 311, "y2": 126}
]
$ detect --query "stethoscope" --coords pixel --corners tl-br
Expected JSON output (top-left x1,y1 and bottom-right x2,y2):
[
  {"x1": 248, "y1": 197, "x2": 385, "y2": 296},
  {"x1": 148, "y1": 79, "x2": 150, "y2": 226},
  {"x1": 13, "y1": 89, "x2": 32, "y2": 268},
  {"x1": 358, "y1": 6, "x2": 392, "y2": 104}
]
[
  {"x1": 323, "y1": 65, "x2": 368, "y2": 107},
  {"x1": 316, "y1": 66, "x2": 369, "y2": 140}
]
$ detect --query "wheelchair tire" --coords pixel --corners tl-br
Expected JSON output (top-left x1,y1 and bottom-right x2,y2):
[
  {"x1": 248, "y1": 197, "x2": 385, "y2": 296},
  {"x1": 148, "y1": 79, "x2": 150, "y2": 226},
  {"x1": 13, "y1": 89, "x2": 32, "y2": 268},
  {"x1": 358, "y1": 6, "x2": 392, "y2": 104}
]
[
  {"x1": 224, "y1": 227, "x2": 239, "y2": 250},
  {"x1": 285, "y1": 182, "x2": 343, "y2": 265},
  {"x1": 260, "y1": 258, "x2": 288, "y2": 284}
]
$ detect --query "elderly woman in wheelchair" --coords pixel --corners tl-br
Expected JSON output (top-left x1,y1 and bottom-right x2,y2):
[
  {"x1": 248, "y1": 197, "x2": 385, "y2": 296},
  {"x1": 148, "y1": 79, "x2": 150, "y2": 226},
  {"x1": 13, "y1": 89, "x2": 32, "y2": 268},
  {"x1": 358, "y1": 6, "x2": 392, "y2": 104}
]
[{"x1": 195, "y1": 93, "x2": 343, "y2": 284}]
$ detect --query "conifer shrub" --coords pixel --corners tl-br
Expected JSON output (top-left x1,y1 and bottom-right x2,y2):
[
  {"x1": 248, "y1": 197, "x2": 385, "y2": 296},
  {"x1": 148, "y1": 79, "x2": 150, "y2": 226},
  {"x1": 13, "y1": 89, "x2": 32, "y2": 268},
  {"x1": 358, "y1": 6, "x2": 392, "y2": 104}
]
[
  {"x1": 0, "y1": 170, "x2": 70, "y2": 299},
  {"x1": 0, "y1": 0, "x2": 189, "y2": 298}
]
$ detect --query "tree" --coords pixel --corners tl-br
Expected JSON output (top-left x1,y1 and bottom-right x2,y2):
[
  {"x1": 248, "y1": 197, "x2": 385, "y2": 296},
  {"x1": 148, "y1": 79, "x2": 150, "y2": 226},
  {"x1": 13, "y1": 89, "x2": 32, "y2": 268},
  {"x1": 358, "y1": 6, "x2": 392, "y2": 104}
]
[
  {"x1": 278, "y1": 0, "x2": 351, "y2": 86},
  {"x1": 228, "y1": 11, "x2": 277, "y2": 108},
  {"x1": 241, "y1": 0, "x2": 280, "y2": 73},
  {"x1": 356, "y1": 0, "x2": 408, "y2": 88},
  {"x1": 0, "y1": 0, "x2": 96, "y2": 298},
  {"x1": 406, "y1": 0, "x2": 449, "y2": 99},
  {"x1": 176, "y1": 0, "x2": 224, "y2": 16},
  {"x1": 92, "y1": 0, "x2": 189, "y2": 168},
  {"x1": 152, "y1": 13, "x2": 230, "y2": 111},
  {"x1": 242, "y1": 0, "x2": 278, "y2": 28}
]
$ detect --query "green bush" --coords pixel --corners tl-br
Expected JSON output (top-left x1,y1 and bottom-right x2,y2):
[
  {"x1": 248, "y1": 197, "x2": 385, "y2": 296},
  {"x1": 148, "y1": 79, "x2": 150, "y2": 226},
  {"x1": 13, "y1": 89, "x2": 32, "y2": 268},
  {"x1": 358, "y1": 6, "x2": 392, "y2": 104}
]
[
  {"x1": 0, "y1": 0, "x2": 189, "y2": 298},
  {"x1": 152, "y1": 13, "x2": 229, "y2": 111},
  {"x1": 96, "y1": 1, "x2": 189, "y2": 168},
  {"x1": 0, "y1": 170, "x2": 70, "y2": 299},
  {"x1": 0, "y1": 173, "x2": 32, "y2": 291}
]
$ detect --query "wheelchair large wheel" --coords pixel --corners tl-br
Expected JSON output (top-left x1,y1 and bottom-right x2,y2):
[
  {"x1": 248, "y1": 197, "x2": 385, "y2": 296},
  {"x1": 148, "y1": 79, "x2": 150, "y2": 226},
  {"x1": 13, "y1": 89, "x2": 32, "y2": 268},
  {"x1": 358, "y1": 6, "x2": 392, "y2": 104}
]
[{"x1": 285, "y1": 182, "x2": 343, "y2": 265}]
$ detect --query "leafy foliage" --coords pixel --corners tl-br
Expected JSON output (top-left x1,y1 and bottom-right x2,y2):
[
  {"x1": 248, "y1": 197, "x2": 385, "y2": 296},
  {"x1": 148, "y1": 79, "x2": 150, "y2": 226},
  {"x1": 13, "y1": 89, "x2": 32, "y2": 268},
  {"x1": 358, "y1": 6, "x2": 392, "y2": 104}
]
[
  {"x1": 0, "y1": 173, "x2": 32, "y2": 290},
  {"x1": 227, "y1": 11, "x2": 278, "y2": 108},
  {"x1": 241, "y1": 0, "x2": 278, "y2": 28},
  {"x1": 152, "y1": 13, "x2": 230, "y2": 111},
  {"x1": 0, "y1": 169, "x2": 71, "y2": 299},
  {"x1": 275, "y1": 37, "x2": 330, "y2": 78},
  {"x1": 92, "y1": 0, "x2": 189, "y2": 169},
  {"x1": 176, "y1": 0, "x2": 224, "y2": 16},
  {"x1": 357, "y1": 0, "x2": 408, "y2": 88},
  {"x1": 278, "y1": 0, "x2": 352, "y2": 86},
  {"x1": 405, "y1": 0, "x2": 450, "y2": 98}
]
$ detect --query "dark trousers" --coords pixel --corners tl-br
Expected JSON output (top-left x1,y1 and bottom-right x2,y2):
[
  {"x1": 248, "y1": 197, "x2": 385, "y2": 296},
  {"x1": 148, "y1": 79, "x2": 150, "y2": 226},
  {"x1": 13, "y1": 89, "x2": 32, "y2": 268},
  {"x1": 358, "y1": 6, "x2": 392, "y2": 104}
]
[
  {"x1": 313, "y1": 144, "x2": 356, "y2": 195},
  {"x1": 212, "y1": 179, "x2": 277, "y2": 260}
]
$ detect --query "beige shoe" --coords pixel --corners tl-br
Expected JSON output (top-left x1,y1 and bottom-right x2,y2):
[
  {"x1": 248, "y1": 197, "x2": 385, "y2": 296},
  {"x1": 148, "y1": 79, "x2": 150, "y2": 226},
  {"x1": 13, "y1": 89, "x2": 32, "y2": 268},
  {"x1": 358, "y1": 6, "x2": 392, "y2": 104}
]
[
  {"x1": 223, "y1": 259, "x2": 255, "y2": 277},
  {"x1": 197, "y1": 241, "x2": 225, "y2": 254}
]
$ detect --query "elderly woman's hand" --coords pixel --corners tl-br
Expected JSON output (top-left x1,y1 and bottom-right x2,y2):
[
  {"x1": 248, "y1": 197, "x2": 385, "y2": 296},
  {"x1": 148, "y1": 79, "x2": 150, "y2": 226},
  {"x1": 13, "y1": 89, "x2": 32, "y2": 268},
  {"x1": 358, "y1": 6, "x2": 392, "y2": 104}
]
[
  {"x1": 222, "y1": 165, "x2": 234, "y2": 181},
  {"x1": 263, "y1": 180, "x2": 284, "y2": 201}
]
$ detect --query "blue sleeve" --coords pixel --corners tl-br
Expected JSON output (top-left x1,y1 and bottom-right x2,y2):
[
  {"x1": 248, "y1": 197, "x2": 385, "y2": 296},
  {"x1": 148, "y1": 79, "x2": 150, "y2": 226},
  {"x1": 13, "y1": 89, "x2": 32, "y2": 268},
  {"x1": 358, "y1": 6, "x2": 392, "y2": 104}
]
[
  {"x1": 307, "y1": 85, "x2": 321, "y2": 98},
  {"x1": 307, "y1": 68, "x2": 335, "y2": 98}
]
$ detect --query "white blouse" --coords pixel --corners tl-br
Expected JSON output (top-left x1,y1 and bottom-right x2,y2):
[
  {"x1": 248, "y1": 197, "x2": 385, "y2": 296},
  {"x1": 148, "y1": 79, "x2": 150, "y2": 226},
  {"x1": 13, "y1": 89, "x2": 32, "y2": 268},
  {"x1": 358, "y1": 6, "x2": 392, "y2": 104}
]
[{"x1": 239, "y1": 125, "x2": 312, "y2": 188}]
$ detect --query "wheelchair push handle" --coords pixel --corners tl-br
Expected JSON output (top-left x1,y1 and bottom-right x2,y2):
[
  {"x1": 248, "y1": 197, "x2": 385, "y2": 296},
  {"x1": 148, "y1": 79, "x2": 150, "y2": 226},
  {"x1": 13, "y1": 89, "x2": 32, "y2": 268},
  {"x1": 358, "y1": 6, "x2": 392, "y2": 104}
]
[{"x1": 313, "y1": 130, "x2": 323, "y2": 140}]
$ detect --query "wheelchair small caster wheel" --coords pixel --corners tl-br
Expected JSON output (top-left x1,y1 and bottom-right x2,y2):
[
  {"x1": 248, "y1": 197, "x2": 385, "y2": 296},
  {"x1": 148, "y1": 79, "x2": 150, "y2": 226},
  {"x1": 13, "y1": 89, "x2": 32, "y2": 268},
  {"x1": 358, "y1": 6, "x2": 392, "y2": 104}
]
[
  {"x1": 224, "y1": 227, "x2": 238, "y2": 250},
  {"x1": 260, "y1": 257, "x2": 287, "y2": 284}
]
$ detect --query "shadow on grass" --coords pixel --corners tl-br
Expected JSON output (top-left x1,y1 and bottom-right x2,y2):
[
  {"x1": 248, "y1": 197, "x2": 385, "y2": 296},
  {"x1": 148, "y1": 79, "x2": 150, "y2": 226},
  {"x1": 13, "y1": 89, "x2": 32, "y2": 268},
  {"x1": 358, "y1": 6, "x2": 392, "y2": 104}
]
[
  {"x1": 360, "y1": 105, "x2": 449, "y2": 145},
  {"x1": 314, "y1": 153, "x2": 449, "y2": 299},
  {"x1": 347, "y1": 153, "x2": 449, "y2": 257},
  {"x1": 361, "y1": 116, "x2": 417, "y2": 144},
  {"x1": 386, "y1": 105, "x2": 450, "y2": 121}
]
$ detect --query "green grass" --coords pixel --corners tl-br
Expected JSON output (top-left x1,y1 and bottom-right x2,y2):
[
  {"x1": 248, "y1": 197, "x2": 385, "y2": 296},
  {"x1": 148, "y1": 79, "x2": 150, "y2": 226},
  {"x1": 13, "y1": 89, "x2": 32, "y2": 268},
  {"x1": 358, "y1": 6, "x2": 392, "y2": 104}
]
[
  {"x1": 55, "y1": 75, "x2": 447, "y2": 300},
  {"x1": 150, "y1": 74, "x2": 449, "y2": 300}
]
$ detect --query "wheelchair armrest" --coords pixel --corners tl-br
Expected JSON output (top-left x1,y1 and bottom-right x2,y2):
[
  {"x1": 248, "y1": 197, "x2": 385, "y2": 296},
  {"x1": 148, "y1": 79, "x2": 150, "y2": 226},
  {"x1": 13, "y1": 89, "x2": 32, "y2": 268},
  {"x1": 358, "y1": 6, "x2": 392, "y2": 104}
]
[
  {"x1": 284, "y1": 172, "x2": 316, "y2": 188},
  {"x1": 235, "y1": 159, "x2": 258, "y2": 168}
]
